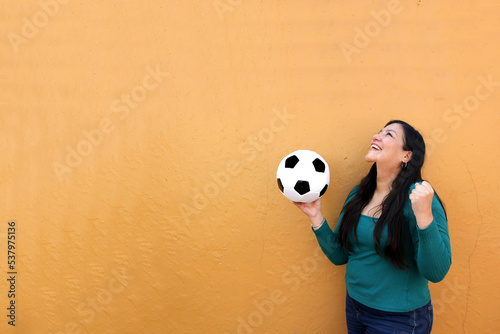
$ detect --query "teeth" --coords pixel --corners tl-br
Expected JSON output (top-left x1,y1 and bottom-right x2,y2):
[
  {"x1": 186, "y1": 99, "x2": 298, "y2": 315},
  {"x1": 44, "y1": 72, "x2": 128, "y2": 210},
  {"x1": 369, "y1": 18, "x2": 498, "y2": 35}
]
[{"x1": 371, "y1": 145, "x2": 381, "y2": 151}]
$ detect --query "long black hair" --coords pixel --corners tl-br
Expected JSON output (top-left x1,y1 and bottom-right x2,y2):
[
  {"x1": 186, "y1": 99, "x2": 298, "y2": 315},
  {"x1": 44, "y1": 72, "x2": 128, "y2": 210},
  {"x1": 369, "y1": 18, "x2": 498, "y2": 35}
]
[{"x1": 338, "y1": 120, "x2": 445, "y2": 269}]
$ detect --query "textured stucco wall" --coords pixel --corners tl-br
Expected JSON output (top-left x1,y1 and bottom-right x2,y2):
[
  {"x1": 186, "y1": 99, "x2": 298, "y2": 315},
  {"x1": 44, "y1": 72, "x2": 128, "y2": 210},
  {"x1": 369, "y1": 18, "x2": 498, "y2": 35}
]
[{"x1": 1, "y1": 1, "x2": 499, "y2": 333}]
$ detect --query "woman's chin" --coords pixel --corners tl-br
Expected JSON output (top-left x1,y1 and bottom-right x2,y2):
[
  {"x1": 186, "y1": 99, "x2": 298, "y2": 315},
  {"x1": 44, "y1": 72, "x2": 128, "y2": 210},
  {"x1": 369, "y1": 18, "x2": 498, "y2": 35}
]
[{"x1": 364, "y1": 154, "x2": 375, "y2": 162}]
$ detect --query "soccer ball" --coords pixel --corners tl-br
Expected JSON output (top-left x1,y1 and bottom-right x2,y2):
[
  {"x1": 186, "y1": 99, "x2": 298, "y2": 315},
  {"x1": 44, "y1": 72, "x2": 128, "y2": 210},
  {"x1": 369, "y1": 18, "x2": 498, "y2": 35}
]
[{"x1": 276, "y1": 150, "x2": 330, "y2": 203}]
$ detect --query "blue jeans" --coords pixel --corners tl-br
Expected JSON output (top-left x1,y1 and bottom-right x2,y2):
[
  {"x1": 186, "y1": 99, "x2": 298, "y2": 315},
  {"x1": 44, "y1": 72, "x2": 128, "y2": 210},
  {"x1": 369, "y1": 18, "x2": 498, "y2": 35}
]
[{"x1": 345, "y1": 292, "x2": 433, "y2": 334}]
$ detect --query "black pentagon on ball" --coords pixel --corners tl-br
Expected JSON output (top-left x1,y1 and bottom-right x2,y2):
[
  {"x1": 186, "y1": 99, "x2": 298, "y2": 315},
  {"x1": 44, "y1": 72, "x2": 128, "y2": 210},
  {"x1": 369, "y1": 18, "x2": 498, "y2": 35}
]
[
  {"x1": 319, "y1": 184, "x2": 328, "y2": 197},
  {"x1": 312, "y1": 158, "x2": 326, "y2": 173},
  {"x1": 294, "y1": 180, "x2": 310, "y2": 195},
  {"x1": 285, "y1": 155, "x2": 299, "y2": 168},
  {"x1": 277, "y1": 178, "x2": 284, "y2": 193}
]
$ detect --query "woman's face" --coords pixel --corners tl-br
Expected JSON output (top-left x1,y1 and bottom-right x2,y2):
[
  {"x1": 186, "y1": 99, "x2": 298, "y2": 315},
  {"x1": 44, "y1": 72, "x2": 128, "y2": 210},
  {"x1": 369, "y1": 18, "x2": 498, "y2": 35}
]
[{"x1": 365, "y1": 123, "x2": 412, "y2": 168}]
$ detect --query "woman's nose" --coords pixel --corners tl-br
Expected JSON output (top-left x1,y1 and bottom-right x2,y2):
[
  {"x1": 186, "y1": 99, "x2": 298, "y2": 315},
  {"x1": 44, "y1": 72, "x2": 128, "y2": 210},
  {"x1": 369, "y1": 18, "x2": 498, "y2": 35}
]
[{"x1": 373, "y1": 133, "x2": 381, "y2": 141}]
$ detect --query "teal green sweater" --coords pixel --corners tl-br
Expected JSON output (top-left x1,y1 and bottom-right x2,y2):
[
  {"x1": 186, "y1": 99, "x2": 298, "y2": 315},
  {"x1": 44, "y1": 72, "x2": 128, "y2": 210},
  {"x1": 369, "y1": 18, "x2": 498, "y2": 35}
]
[{"x1": 313, "y1": 184, "x2": 452, "y2": 312}]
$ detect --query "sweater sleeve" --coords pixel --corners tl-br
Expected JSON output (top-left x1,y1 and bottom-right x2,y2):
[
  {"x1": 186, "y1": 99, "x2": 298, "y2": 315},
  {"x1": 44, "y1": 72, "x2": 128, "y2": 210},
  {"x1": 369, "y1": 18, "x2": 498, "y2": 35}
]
[
  {"x1": 312, "y1": 186, "x2": 359, "y2": 266},
  {"x1": 413, "y1": 194, "x2": 452, "y2": 283},
  {"x1": 313, "y1": 219, "x2": 348, "y2": 265}
]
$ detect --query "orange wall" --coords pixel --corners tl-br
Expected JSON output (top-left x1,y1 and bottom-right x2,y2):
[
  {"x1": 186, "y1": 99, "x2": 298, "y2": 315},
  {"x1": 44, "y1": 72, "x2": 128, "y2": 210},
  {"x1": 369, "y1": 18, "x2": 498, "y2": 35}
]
[{"x1": 1, "y1": 1, "x2": 499, "y2": 333}]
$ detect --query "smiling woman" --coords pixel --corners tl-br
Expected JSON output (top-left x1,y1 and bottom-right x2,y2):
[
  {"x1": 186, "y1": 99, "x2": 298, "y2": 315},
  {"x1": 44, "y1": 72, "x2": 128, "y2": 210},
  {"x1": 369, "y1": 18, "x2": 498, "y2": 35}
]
[
  {"x1": 365, "y1": 122, "x2": 413, "y2": 183},
  {"x1": 293, "y1": 120, "x2": 451, "y2": 334}
]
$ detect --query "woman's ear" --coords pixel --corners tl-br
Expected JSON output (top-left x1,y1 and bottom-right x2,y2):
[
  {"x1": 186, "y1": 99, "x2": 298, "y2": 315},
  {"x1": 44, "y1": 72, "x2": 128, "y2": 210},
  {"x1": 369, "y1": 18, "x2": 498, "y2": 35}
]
[{"x1": 403, "y1": 151, "x2": 412, "y2": 163}]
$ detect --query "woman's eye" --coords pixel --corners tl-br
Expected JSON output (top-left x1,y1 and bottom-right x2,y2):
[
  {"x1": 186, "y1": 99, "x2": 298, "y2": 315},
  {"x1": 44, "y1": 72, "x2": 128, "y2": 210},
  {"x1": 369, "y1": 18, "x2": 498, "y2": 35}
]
[{"x1": 387, "y1": 133, "x2": 393, "y2": 137}]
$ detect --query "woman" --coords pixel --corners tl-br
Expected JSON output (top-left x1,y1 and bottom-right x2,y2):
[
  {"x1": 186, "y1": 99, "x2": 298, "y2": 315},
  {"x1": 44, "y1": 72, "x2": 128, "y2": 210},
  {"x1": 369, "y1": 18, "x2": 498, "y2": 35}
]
[{"x1": 294, "y1": 120, "x2": 451, "y2": 334}]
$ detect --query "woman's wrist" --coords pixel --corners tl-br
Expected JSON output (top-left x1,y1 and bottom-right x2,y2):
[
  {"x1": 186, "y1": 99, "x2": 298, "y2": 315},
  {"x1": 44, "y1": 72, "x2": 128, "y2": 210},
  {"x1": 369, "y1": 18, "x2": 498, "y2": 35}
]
[
  {"x1": 416, "y1": 213, "x2": 433, "y2": 230},
  {"x1": 310, "y1": 214, "x2": 325, "y2": 230}
]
